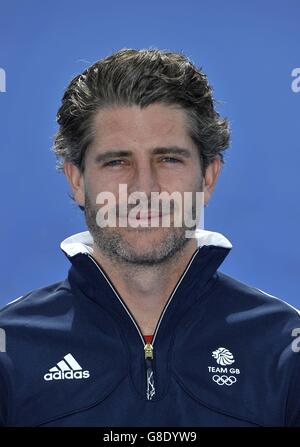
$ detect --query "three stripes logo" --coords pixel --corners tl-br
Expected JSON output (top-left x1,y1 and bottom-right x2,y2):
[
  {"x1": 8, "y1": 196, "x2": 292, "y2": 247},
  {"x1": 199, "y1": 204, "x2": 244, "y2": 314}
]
[{"x1": 44, "y1": 353, "x2": 90, "y2": 381}]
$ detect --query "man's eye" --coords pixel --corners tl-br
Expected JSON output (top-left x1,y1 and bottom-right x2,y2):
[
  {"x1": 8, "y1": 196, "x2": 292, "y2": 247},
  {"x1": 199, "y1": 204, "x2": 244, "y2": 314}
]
[
  {"x1": 161, "y1": 157, "x2": 182, "y2": 163},
  {"x1": 104, "y1": 159, "x2": 125, "y2": 167}
]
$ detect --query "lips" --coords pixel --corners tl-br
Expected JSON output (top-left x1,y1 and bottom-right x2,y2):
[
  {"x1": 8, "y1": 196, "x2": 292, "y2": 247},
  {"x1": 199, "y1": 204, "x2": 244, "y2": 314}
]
[{"x1": 136, "y1": 211, "x2": 161, "y2": 220}]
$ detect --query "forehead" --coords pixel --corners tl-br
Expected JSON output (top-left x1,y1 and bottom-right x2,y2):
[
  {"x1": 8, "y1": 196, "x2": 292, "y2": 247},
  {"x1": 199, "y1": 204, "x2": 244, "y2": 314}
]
[{"x1": 89, "y1": 104, "x2": 195, "y2": 150}]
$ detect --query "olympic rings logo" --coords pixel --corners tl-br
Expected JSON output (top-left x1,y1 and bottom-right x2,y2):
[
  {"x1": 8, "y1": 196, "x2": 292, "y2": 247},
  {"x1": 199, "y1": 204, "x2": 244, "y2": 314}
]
[{"x1": 212, "y1": 374, "x2": 237, "y2": 386}]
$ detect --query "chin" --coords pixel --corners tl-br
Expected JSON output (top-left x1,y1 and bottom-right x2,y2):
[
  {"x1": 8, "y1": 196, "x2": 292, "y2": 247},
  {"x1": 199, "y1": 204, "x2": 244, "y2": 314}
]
[
  {"x1": 125, "y1": 225, "x2": 169, "y2": 237},
  {"x1": 125, "y1": 225, "x2": 169, "y2": 243}
]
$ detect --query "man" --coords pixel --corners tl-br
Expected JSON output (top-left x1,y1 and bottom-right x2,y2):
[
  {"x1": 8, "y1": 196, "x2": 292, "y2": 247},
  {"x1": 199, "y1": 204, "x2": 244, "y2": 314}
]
[{"x1": 0, "y1": 48, "x2": 299, "y2": 427}]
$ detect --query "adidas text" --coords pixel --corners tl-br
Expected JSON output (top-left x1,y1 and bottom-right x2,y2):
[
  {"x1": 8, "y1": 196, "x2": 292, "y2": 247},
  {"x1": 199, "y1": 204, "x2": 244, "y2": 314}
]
[{"x1": 44, "y1": 370, "x2": 90, "y2": 381}]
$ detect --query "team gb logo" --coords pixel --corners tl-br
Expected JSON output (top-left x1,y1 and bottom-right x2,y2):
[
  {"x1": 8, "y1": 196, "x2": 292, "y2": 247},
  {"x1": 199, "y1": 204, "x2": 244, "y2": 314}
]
[{"x1": 212, "y1": 347, "x2": 235, "y2": 366}]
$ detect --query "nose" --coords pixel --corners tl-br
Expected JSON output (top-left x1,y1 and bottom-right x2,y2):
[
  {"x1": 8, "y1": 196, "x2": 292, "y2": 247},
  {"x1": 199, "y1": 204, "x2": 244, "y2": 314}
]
[{"x1": 129, "y1": 160, "x2": 161, "y2": 198}]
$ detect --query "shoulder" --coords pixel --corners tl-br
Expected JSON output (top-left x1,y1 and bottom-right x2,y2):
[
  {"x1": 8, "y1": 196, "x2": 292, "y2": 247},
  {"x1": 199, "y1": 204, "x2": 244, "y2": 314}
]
[
  {"x1": 0, "y1": 279, "x2": 75, "y2": 338},
  {"x1": 0, "y1": 278, "x2": 76, "y2": 377},
  {"x1": 0, "y1": 278, "x2": 74, "y2": 352},
  {"x1": 216, "y1": 271, "x2": 300, "y2": 322}
]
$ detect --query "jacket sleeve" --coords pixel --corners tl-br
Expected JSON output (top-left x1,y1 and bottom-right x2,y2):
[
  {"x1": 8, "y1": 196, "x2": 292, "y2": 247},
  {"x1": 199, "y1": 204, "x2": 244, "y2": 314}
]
[
  {"x1": 285, "y1": 350, "x2": 300, "y2": 426},
  {"x1": 0, "y1": 354, "x2": 12, "y2": 426}
]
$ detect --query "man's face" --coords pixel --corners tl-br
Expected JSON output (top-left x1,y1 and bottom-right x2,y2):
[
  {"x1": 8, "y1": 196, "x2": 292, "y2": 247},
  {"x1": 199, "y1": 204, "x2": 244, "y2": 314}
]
[{"x1": 77, "y1": 103, "x2": 204, "y2": 265}]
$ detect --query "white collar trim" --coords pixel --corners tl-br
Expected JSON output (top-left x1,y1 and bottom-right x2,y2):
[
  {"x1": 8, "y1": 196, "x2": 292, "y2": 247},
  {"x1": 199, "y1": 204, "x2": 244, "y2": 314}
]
[{"x1": 60, "y1": 229, "x2": 232, "y2": 257}]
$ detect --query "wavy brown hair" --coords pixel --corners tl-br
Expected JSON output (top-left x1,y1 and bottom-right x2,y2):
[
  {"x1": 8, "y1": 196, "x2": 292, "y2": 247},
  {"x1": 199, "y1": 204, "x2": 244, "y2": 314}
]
[{"x1": 52, "y1": 47, "x2": 230, "y2": 175}]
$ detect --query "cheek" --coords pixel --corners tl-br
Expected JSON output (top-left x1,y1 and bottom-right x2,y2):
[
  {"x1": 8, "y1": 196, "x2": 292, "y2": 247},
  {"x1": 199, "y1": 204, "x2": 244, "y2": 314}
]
[
  {"x1": 160, "y1": 171, "x2": 202, "y2": 193},
  {"x1": 84, "y1": 174, "x2": 122, "y2": 207}
]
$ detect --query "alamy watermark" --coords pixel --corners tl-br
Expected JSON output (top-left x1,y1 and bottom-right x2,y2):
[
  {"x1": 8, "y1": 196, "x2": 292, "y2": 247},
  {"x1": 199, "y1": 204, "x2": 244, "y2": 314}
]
[
  {"x1": 94, "y1": 184, "x2": 205, "y2": 238},
  {"x1": 0, "y1": 328, "x2": 6, "y2": 352},
  {"x1": 0, "y1": 67, "x2": 6, "y2": 93},
  {"x1": 291, "y1": 68, "x2": 300, "y2": 93}
]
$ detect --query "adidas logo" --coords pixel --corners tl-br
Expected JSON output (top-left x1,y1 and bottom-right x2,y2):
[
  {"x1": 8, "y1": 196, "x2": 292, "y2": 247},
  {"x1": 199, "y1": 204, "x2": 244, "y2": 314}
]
[{"x1": 44, "y1": 353, "x2": 90, "y2": 381}]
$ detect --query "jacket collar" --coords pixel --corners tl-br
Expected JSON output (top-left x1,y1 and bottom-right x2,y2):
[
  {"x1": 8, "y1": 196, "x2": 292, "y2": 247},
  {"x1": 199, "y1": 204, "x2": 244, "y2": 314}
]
[
  {"x1": 60, "y1": 229, "x2": 232, "y2": 257},
  {"x1": 60, "y1": 230, "x2": 232, "y2": 308},
  {"x1": 60, "y1": 229, "x2": 232, "y2": 337}
]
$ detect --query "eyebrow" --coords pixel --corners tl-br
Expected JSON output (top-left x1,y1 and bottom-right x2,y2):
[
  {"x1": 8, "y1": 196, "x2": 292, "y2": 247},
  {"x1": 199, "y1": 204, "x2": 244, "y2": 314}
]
[{"x1": 94, "y1": 146, "x2": 192, "y2": 163}]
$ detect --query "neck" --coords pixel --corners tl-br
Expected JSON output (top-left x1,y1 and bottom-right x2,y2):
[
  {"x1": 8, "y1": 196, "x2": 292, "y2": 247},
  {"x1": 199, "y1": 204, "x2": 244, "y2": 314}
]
[{"x1": 91, "y1": 239, "x2": 198, "y2": 336}]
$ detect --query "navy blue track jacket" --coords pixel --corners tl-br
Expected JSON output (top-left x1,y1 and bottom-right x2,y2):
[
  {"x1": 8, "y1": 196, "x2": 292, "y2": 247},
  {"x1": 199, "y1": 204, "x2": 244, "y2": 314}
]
[{"x1": 0, "y1": 229, "x2": 300, "y2": 427}]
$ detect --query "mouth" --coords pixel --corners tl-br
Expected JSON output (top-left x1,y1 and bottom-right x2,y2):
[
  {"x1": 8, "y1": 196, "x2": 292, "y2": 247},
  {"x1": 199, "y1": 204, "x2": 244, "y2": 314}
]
[
  {"x1": 136, "y1": 211, "x2": 162, "y2": 220},
  {"x1": 126, "y1": 210, "x2": 171, "y2": 226}
]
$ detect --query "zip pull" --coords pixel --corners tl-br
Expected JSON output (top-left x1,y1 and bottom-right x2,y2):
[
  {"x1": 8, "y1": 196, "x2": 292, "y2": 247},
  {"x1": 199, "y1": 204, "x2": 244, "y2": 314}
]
[
  {"x1": 144, "y1": 343, "x2": 155, "y2": 400},
  {"x1": 144, "y1": 343, "x2": 153, "y2": 360}
]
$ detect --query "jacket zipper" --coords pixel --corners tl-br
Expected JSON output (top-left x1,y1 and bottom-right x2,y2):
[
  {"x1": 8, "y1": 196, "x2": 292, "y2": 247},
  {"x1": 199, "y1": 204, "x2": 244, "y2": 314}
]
[{"x1": 87, "y1": 249, "x2": 200, "y2": 400}]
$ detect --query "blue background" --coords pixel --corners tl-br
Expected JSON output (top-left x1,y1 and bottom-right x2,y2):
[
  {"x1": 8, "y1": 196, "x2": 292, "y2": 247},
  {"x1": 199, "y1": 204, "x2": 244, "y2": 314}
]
[{"x1": 0, "y1": 0, "x2": 299, "y2": 307}]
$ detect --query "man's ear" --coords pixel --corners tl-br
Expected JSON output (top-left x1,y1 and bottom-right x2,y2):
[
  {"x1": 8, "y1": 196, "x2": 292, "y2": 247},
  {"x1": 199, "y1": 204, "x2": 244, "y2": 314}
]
[
  {"x1": 63, "y1": 161, "x2": 85, "y2": 207},
  {"x1": 203, "y1": 156, "x2": 222, "y2": 206}
]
